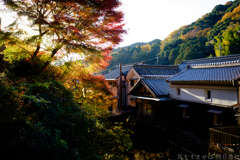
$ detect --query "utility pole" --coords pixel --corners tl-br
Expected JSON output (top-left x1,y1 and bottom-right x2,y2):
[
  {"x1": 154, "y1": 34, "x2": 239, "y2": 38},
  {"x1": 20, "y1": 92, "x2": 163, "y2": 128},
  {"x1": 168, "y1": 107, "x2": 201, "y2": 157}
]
[
  {"x1": 156, "y1": 54, "x2": 159, "y2": 65},
  {"x1": 216, "y1": 43, "x2": 224, "y2": 56},
  {"x1": 119, "y1": 63, "x2": 122, "y2": 111}
]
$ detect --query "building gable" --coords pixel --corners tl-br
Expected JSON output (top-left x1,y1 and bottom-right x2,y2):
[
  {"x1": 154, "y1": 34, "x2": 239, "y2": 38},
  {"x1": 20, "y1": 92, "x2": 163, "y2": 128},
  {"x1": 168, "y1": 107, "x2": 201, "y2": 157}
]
[
  {"x1": 126, "y1": 67, "x2": 141, "y2": 80},
  {"x1": 129, "y1": 77, "x2": 171, "y2": 98},
  {"x1": 130, "y1": 82, "x2": 154, "y2": 97}
]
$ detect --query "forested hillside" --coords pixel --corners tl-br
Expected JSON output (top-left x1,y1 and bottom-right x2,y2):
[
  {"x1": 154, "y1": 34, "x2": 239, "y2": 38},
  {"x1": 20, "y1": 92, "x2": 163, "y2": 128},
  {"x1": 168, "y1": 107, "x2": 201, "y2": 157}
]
[
  {"x1": 109, "y1": 0, "x2": 240, "y2": 67},
  {"x1": 159, "y1": 0, "x2": 240, "y2": 65},
  {"x1": 108, "y1": 39, "x2": 161, "y2": 68}
]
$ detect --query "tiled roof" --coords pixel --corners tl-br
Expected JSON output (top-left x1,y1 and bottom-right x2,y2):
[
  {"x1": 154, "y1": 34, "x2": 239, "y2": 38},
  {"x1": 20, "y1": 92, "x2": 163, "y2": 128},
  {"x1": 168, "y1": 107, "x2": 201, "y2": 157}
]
[
  {"x1": 101, "y1": 61, "x2": 144, "y2": 80},
  {"x1": 103, "y1": 65, "x2": 132, "y2": 80},
  {"x1": 133, "y1": 65, "x2": 180, "y2": 76},
  {"x1": 179, "y1": 54, "x2": 240, "y2": 70},
  {"x1": 129, "y1": 77, "x2": 170, "y2": 97},
  {"x1": 190, "y1": 60, "x2": 240, "y2": 68},
  {"x1": 167, "y1": 62, "x2": 240, "y2": 82},
  {"x1": 142, "y1": 75, "x2": 173, "y2": 78},
  {"x1": 142, "y1": 78, "x2": 170, "y2": 96}
]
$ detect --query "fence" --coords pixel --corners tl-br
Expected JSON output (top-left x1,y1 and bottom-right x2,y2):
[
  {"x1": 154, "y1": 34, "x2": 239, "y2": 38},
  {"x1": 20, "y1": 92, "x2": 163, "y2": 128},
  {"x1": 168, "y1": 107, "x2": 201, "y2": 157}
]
[{"x1": 209, "y1": 126, "x2": 240, "y2": 154}]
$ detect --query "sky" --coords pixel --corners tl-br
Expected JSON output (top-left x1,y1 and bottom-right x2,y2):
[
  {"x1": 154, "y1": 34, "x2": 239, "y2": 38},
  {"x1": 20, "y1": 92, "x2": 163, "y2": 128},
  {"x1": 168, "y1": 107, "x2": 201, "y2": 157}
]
[
  {"x1": 0, "y1": 0, "x2": 231, "y2": 49},
  {"x1": 118, "y1": 0, "x2": 230, "y2": 48}
]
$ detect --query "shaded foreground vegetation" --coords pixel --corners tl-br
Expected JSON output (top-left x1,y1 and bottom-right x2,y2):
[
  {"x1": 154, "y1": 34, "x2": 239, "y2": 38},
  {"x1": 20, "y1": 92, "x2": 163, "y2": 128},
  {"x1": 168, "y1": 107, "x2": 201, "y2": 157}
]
[
  {"x1": 110, "y1": 113, "x2": 208, "y2": 160},
  {"x1": 0, "y1": 0, "x2": 134, "y2": 158},
  {"x1": 0, "y1": 64, "x2": 133, "y2": 159}
]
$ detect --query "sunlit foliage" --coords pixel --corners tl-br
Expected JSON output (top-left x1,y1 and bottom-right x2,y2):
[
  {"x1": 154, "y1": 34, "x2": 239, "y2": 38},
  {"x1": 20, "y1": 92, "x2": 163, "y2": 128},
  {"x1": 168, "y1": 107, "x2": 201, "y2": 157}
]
[
  {"x1": 0, "y1": 0, "x2": 133, "y2": 159},
  {"x1": 214, "y1": 23, "x2": 240, "y2": 56},
  {"x1": 2, "y1": 0, "x2": 126, "y2": 72}
]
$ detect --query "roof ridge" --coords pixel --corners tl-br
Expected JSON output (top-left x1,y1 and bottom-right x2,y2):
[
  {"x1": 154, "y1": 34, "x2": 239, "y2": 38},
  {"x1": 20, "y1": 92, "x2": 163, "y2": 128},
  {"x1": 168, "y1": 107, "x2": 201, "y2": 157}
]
[
  {"x1": 181, "y1": 54, "x2": 240, "y2": 64},
  {"x1": 134, "y1": 64, "x2": 179, "y2": 68},
  {"x1": 190, "y1": 60, "x2": 240, "y2": 68},
  {"x1": 167, "y1": 64, "x2": 240, "y2": 82},
  {"x1": 142, "y1": 75, "x2": 173, "y2": 77},
  {"x1": 166, "y1": 69, "x2": 188, "y2": 82}
]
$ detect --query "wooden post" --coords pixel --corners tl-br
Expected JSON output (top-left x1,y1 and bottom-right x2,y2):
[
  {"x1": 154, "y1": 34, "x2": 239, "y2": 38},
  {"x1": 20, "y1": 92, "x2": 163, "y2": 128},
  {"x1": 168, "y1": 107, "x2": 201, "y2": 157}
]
[{"x1": 119, "y1": 63, "x2": 122, "y2": 111}]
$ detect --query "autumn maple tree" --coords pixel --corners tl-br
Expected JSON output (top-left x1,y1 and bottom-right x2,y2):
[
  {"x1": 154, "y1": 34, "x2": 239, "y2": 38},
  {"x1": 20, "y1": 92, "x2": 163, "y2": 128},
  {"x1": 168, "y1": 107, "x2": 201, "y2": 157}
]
[
  {"x1": 1, "y1": 0, "x2": 126, "y2": 72},
  {"x1": 0, "y1": 0, "x2": 134, "y2": 159}
]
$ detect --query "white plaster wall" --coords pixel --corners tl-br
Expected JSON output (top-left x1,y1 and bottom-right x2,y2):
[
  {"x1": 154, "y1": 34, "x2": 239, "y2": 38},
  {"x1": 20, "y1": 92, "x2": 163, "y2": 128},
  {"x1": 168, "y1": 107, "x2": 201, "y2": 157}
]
[
  {"x1": 181, "y1": 88, "x2": 205, "y2": 101},
  {"x1": 170, "y1": 87, "x2": 177, "y2": 98},
  {"x1": 211, "y1": 90, "x2": 237, "y2": 106},
  {"x1": 169, "y1": 86, "x2": 237, "y2": 107}
]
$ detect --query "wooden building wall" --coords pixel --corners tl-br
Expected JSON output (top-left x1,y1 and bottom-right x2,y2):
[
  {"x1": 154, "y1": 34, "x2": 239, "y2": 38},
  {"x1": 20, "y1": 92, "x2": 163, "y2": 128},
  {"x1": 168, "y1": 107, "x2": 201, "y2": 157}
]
[{"x1": 135, "y1": 97, "x2": 238, "y2": 140}]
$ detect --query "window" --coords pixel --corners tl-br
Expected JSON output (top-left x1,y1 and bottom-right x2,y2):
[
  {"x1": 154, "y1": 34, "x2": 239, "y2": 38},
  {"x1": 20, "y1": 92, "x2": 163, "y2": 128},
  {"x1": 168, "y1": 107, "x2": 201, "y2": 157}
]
[
  {"x1": 207, "y1": 90, "x2": 211, "y2": 99},
  {"x1": 205, "y1": 90, "x2": 211, "y2": 101},
  {"x1": 183, "y1": 108, "x2": 189, "y2": 118},
  {"x1": 177, "y1": 88, "x2": 181, "y2": 96},
  {"x1": 130, "y1": 80, "x2": 134, "y2": 87},
  {"x1": 109, "y1": 82, "x2": 117, "y2": 87},
  {"x1": 214, "y1": 114, "x2": 222, "y2": 126},
  {"x1": 178, "y1": 104, "x2": 189, "y2": 118},
  {"x1": 207, "y1": 108, "x2": 223, "y2": 125},
  {"x1": 113, "y1": 82, "x2": 117, "y2": 87},
  {"x1": 143, "y1": 103, "x2": 152, "y2": 115}
]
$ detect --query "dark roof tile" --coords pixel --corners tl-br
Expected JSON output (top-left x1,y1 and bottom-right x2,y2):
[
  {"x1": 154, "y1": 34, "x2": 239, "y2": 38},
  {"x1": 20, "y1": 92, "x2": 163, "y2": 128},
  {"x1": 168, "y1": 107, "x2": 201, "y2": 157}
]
[
  {"x1": 103, "y1": 65, "x2": 132, "y2": 80},
  {"x1": 167, "y1": 63, "x2": 240, "y2": 82},
  {"x1": 142, "y1": 78, "x2": 170, "y2": 96},
  {"x1": 133, "y1": 65, "x2": 180, "y2": 76}
]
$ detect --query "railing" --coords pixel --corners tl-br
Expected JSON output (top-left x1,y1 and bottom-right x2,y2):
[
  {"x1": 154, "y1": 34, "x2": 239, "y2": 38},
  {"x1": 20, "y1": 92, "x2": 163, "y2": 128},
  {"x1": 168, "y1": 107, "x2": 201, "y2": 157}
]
[
  {"x1": 209, "y1": 126, "x2": 240, "y2": 154},
  {"x1": 136, "y1": 110, "x2": 155, "y2": 124}
]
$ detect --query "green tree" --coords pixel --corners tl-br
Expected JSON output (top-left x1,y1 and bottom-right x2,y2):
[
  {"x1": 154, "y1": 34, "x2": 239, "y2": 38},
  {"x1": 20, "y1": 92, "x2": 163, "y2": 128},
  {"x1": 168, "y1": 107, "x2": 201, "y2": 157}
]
[
  {"x1": 0, "y1": 77, "x2": 132, "y2": 160},
  {"x1": 151, "y1": 43, "x2": 160, "y2": 52},
  {"x1": 169, "y1": 47, "x2": 179, "y2": 64},
  {"x1": 214, "y1": 23, "x2": 240, "y2": 56}
]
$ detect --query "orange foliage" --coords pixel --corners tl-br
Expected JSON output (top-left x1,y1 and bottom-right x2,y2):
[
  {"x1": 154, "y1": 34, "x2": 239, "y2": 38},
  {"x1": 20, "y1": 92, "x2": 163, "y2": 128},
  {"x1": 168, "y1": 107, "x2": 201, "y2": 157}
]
[
  {"x1": 169, "y1": 30, "x2": 180, "y2": 40},
  {"x1": 219, "y1": 4, "x2": 240, "y2": 22},
  {"x1": 1, "y1": 77, "x2": 28, "y2": 108},
  {"x1": 61, "y1": 62, "x2": 113, "y2": 111},
  {"x1": 180, "y1": 27, "x2": 202, "y2": 41},
  {"x1": 141, "y1": 44, "x2": 151, "y2": 51},
  {"x1": 225, "y1": 1, "x2": 233, "y2": 6},
  {"x1": 160, "y1": 37, "x2": 170, "y2": 50},
  {"x1": 3, "y1": 0, "x2": 126, "y2": 71},
  {"x1": 196, "y1": 28, "x2": 211, "y2": 38},
  {"x1": 161, "y1": 25, "x2": 190, "y2": 50}
]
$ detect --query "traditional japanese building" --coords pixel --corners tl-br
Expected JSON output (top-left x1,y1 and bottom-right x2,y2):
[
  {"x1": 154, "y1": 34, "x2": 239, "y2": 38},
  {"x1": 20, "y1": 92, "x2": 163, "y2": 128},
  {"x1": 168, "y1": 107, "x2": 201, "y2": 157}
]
[
  {"x1": 102, "y1": 64, "x2": 133, "y2": 113},
  {"x1": 127, "y1": 65, "x2": 181, "y2": 124},
  {"x1": 126, "y1": 64, "x2": 180, "y2": 107},
  {"x1": 166, "y1": 60, "x2": 240, "y2": 139}
]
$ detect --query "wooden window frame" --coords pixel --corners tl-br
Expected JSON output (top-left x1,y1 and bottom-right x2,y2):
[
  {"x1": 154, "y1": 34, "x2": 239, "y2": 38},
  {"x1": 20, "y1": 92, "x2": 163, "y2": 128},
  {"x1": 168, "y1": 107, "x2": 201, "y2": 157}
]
[
  {"x1": 130, "y1": 80, "x2": 134, "y2": 87},
  {"x1": 177, "y1": 88, "x2": 181, "y2": 97},
  {"x1": 205, "y1": 90, "x2": 211, "y2": 102}
]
